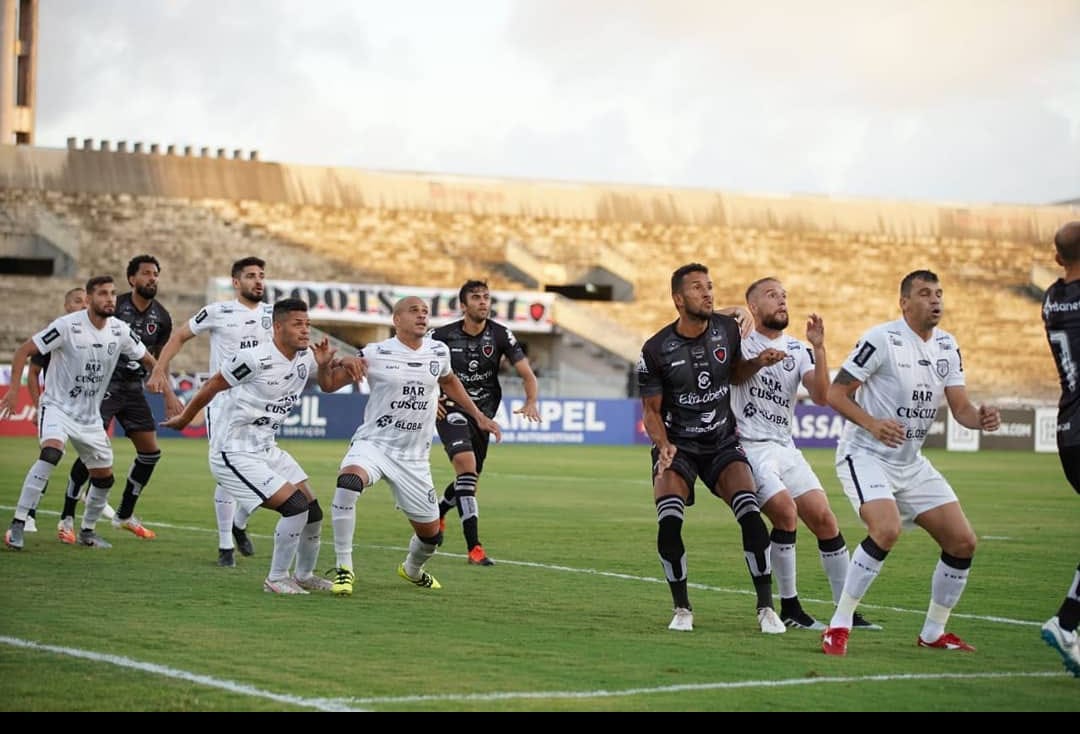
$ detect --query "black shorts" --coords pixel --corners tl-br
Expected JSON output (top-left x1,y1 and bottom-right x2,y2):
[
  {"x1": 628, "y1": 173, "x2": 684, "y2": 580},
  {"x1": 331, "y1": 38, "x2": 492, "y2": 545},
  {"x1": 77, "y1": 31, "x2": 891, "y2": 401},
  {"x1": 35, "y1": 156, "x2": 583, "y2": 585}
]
[
  {"x1": 1057, "y1": 442, "x2": 1080, "y2": 496},
  {"x1": 436, "y1": 408, "x2": 492, "y2": 473},
  {"x1": 101, "y1": 382, "x2": 157, "y2": 435},
  {"x1": 651, "y1": 434, "x2": 749, "y2": 507}
]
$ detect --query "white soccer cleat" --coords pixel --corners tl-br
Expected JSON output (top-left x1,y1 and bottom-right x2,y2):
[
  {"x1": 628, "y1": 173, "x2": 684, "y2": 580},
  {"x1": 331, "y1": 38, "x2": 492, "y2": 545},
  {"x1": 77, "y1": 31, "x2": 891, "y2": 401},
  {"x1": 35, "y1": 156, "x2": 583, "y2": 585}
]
[
  {"x1": 1041, "y1": 616, "x2": 1080, "y2": 678},
  {"x1": 758, "y1": 607, "x2": 787, "y2": 634},
  {"x1": 292, "y1": 574, "x2": 334, "y2": 592},
  {"x1": 668, "y1": 607, "x2": 694, "y2": 631},
  {"x1": 263, "y1": 577, "x2": 310, "y2": 595}
]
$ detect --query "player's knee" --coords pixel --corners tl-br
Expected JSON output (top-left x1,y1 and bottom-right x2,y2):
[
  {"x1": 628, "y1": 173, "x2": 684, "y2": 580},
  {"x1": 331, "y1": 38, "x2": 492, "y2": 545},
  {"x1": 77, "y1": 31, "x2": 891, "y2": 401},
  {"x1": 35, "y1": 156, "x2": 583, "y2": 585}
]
[
  {"x1": 941, "y1": 551, "x2": 973, "y2": 570},
  {"x1": 336, "y1": 473, "x2": 365, "y2": 494},
  {"x1": 277, "y1": 490, "x2": 309, "y2": 517},
  {"x1": 818, "y1": 533, "x2": 846, "y2": 553},
  {"x1": 305, "y1": 499, "x2": 323, "y2": 523},
  {"x1": 418, "y1": 531, "x2": 443, "y2": 547},
  {"x1": 136, "y1": 450, "x2": 162, "y2": 465},
  {"x1": 90, "y1": 474, "x2": 115, "y2": 490},
  {"x1": 770, "y1": 527, "x2": 797, "y2": 546},
  {"x1": 39, "y1": 446, "x2": 64, "y2": 466},
  {"x1": 729, "y1": 490, "x2": 761, "y2": 521}
]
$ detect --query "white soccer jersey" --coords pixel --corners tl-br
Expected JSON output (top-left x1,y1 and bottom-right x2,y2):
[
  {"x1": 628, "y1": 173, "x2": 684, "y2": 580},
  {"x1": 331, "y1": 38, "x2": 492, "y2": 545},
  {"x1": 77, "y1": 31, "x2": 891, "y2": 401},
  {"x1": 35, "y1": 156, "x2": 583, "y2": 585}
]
[
  {"x1": 210, "y1": 341, "x2": 316, "y2": 453},
  {"x1": 732, "y1": 331, "x2": 815, "y2": 445},
  {"x1": 836, "y1": 318, "x2": 965, "y2": 464},
  {"x1": 188, "y1": 299, "x2": 275, "y2": 373},
  {"x1": 33, "y1": 310, "x2": 146, "y2": 424},
  {"x1": 351, "y1": 335, "x2": 451, "y2": 460}
]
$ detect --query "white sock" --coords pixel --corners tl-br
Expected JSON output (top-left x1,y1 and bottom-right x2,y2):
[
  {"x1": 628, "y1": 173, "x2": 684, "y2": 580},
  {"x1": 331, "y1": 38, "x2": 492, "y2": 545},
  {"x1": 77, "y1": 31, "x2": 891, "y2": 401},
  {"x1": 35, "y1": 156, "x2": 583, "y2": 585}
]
[
  {"x1": 403, "y1": 533, "x2": 437, "y2": 578},
  {"x1": 820, "y1": 544, "x2": 850, "y2": 603},
  {"x1": 214, "y1": 484, "x2": 235, "y2": 549},
  {"x1": 268, "y1": 512, "x2": 307, "y2": 581},
  {"x1": 15, "y1": 459, "x2": 56, "y2": 521},
  {"x1": 829, "y1": 544, "x2": 884, "y2": 628},
  {"x1": 771, "y1": 537, "x2": 797, "y2": 600},
  {"x1": 294, "y1": 519, "x2": 322, "y2": 578},
  {"x1": 920, "y1": 558, "x2": 970, "y2": 641},
  {"x1": 331, "y1": 487, "x2": 358, "y2": 570}
]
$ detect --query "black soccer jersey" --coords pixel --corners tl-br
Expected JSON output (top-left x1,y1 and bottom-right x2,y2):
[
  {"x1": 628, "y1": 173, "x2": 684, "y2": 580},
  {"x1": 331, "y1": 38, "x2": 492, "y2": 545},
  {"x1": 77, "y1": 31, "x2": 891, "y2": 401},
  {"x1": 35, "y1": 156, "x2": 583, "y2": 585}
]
[
  {"x1": 638, "y1": 313, "x2": 742, "y2": 452},
  {"x1": 1043, "y1": 278, "x2": 1080, "y2": 446},
  {"x1": 110, "y1": 292, "x2": 173, "y2": 385},
  {"x1": 430, "y1": 318, "x2": 526, "y2": 418}
]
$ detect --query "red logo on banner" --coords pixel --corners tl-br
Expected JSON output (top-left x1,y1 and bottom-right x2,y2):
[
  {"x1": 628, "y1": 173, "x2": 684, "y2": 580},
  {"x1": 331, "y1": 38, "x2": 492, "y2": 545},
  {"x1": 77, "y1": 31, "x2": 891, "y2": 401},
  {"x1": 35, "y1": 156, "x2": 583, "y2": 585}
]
[{"x1": 529, "y1": 303, "x2": 546, "y2": 321}]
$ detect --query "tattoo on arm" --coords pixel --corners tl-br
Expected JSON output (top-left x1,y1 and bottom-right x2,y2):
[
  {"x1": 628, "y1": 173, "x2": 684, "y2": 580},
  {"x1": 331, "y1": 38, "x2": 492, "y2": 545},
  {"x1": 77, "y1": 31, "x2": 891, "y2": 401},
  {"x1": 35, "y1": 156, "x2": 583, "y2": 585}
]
[{"x1": 833, "y1": 368, "x2": 857, "y2": 386}]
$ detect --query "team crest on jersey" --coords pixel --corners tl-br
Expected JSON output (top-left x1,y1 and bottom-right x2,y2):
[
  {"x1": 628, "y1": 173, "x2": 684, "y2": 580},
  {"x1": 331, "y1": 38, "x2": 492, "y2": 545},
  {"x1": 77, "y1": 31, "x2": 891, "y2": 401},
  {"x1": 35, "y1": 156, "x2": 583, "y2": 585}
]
[
  {"x1": 430, "y1": 361, "x2": 440, "y2": 376},
  {"x1": 107, "y1": 343, "x2": 117, "y2": 355},
  {"x1": 713, "y1": 346, "x2": 727, "y2": 363},
  {"x1": 482, "y1": 343, "x2": 494, "y2": 358},
  {"x1": 936, "y1": 359, "x2": 949, "y2": 378},
  {"x1": 782, "y1": 355, "x2": 796, "y2": 371},
  {"x1": 146, "y1": 322, "x2": 157, "y2": 335},
  {"x1": 262, "y1": 316, "x2": 272, "y2": 330},
  {"x1": 298, "y1": 363, "x2": 308, "y2": 380}
]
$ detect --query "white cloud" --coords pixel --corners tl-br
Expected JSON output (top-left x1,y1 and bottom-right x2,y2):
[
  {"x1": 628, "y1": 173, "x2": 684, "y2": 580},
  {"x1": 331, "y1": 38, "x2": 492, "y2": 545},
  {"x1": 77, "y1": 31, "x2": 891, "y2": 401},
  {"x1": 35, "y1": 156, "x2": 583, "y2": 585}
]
[{"x1": 31, "y1": 0, "x2": 1080, "y2": 204}]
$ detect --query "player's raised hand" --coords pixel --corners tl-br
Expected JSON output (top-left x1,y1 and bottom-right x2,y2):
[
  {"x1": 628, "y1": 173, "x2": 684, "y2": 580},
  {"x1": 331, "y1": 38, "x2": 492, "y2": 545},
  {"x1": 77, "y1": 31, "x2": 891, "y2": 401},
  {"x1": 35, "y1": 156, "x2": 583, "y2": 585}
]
[
  {"x1": 312, "y1": 337, "x2": 336, "y2": 366},
  {"x1": 513, "y1": 399, "x2": 541, "y2": 422},
  {"x1": 806, "y1": 313, "x2": 825, "y2": 348}
]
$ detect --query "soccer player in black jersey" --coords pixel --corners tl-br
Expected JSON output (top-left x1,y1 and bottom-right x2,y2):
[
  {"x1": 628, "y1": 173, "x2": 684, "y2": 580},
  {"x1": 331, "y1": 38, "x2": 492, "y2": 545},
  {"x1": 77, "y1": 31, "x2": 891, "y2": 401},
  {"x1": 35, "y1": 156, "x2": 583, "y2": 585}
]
[
  {"x1": 638, "y1": 262, "x2": 787, "y2": 633},
  {"x1": 58, "y1": 255, "x2": 179, "y2": 543},
  {"x1": 430, "y1": 280, "x2": 541, "y2": 566},
  {"x1": 1040, "y1": 220, "x2": 1080, "y2": 677}
]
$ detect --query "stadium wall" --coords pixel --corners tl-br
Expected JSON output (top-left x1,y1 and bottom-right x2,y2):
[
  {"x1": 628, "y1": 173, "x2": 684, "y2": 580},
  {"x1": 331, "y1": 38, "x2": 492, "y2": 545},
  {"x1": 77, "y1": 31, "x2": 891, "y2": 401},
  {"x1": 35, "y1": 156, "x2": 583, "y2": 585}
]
[{"x1": 0, "y1": 144, "x2": 1073, "y2": 241}]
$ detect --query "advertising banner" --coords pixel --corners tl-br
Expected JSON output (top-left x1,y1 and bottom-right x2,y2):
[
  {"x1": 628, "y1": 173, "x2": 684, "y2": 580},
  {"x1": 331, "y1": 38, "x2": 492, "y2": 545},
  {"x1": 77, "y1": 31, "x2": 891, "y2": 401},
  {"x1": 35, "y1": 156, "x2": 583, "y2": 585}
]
[
  {"x1": 6, "y1": 387, "x2": 1054, "y2": 453},
  {"x1": 212, "y1": 278, "x2": 557, "y2": 334}
]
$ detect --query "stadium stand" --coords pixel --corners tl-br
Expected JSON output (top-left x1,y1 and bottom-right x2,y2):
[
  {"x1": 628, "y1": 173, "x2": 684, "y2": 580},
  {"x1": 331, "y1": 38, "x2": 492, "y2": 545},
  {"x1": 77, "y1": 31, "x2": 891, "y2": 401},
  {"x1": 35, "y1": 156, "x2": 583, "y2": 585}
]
[{"x1": 0, "y1": 143, "x2": 1075, "y2": 401}]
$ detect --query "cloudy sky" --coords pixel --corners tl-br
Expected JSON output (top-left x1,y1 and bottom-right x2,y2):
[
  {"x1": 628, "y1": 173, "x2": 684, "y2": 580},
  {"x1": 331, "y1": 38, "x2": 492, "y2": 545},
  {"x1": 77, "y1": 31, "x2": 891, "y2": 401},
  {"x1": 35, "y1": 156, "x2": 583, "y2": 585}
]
[{"x1": 34, "y1": 0, "x2": 1080, "y2": 206}]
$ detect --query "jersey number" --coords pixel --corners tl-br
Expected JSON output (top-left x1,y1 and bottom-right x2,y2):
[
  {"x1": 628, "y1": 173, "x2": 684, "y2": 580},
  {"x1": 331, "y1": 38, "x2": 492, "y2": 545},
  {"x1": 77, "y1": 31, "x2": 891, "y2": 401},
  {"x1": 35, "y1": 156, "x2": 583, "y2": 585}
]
[{"x1": 1049, "y1": 330, "x2": 1078, "y2": 392}]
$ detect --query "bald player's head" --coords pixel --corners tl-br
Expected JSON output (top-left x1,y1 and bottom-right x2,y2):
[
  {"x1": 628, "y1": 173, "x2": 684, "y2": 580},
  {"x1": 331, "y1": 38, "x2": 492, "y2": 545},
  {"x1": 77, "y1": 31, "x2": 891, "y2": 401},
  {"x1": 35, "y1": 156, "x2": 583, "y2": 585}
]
[
  {"x1": 1055, "y1": 221, "x2": 1080, "y2": 265},
  {"x1": 64, "y1": 287, "x2": 87, "y2": 313}
]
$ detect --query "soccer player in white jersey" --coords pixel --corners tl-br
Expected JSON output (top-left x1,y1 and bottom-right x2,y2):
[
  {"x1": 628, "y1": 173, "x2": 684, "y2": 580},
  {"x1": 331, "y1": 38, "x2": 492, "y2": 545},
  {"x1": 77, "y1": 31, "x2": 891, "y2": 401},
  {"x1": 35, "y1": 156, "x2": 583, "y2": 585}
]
[
  {"x1": 161, "y1": 298, "x2": 362, "y2": 593},
  {"x1": 2, "y1": 276, "x2": 154, "y2": 550},
  {"x1": 820, "y1": 270, "x2": 1001, "y2": 656},
  {"x1": 328, "y1": 296, "x2": 502, "y2": 596},
  {"x1": 148, "y1": 256, "x2": 273, "y2": 567},
  {"x1": 733, "y1": 277, "x2": 877, "y2": 632}
]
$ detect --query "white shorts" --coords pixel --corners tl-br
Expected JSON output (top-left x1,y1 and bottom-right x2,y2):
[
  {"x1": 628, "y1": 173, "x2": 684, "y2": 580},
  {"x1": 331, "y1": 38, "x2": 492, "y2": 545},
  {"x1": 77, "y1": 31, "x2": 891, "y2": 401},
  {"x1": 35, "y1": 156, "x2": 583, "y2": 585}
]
[
  {"x1": 38, "y1": 402, "x2": 112, "y2": 469},
  {"x1": 210, "y1": 445, "x2": 307, "y2": 515},
  {"x1": 836, "y1": 451, "x2": 957, "y2": 529},
  {"x1": 339, "y1": 440, "x2": 438, "y2": 522},
  {"x1": 742, "y1": 440, "x2": 824, "y2": 505}
]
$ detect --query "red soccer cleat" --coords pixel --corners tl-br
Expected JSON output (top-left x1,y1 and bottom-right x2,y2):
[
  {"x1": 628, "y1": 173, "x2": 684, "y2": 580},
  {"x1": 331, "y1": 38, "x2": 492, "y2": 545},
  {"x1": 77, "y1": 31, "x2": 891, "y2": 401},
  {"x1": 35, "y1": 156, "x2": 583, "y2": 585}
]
[
  {"x1": 917, "y1": 632, "x2": 975, "y2": 652},
  {"x1": 822, "y1": 627, "x2": 850, "y2": 656}
]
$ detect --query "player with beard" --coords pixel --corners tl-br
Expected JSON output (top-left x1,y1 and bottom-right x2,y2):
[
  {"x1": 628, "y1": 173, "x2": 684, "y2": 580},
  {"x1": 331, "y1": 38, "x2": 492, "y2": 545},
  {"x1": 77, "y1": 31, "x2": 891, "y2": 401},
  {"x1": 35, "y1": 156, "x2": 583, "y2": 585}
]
[
  {"x1": 58, "y1": 255, "x2": 177, "y2": 544},
  {"x1": 638, "y1": 262, "x2": 788, "y2": 634},
  {"x1": 148, "y1": 256, "x2": 273, "y2": 567},
  {"x1": 430, "y1": 280, "x2": 541, "y2": 566},
  {"x1": 3, "y1": 276, "x2": 155, "y2": 550},
  {"x1": 732, "y1": 277, "x2": 879, "y2": 632},
  {"x1": 821, "y1": 269, "x2": 1001, "y2": 656}
]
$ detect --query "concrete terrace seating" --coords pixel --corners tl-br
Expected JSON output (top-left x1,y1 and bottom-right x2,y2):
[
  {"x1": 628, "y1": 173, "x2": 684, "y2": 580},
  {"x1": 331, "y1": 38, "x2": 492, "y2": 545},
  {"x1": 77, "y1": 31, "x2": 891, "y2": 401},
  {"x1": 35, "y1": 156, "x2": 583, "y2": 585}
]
[{"x1": 0, "y1": 186, "x2": 1063, "y2": 402}]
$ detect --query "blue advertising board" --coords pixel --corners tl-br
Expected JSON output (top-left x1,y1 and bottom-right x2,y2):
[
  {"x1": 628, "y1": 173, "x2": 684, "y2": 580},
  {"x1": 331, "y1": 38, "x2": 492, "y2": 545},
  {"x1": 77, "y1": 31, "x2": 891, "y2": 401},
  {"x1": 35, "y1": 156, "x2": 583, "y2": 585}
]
[{"x1": 138, "y1": 393, "x2": 850, "y2": 448}]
